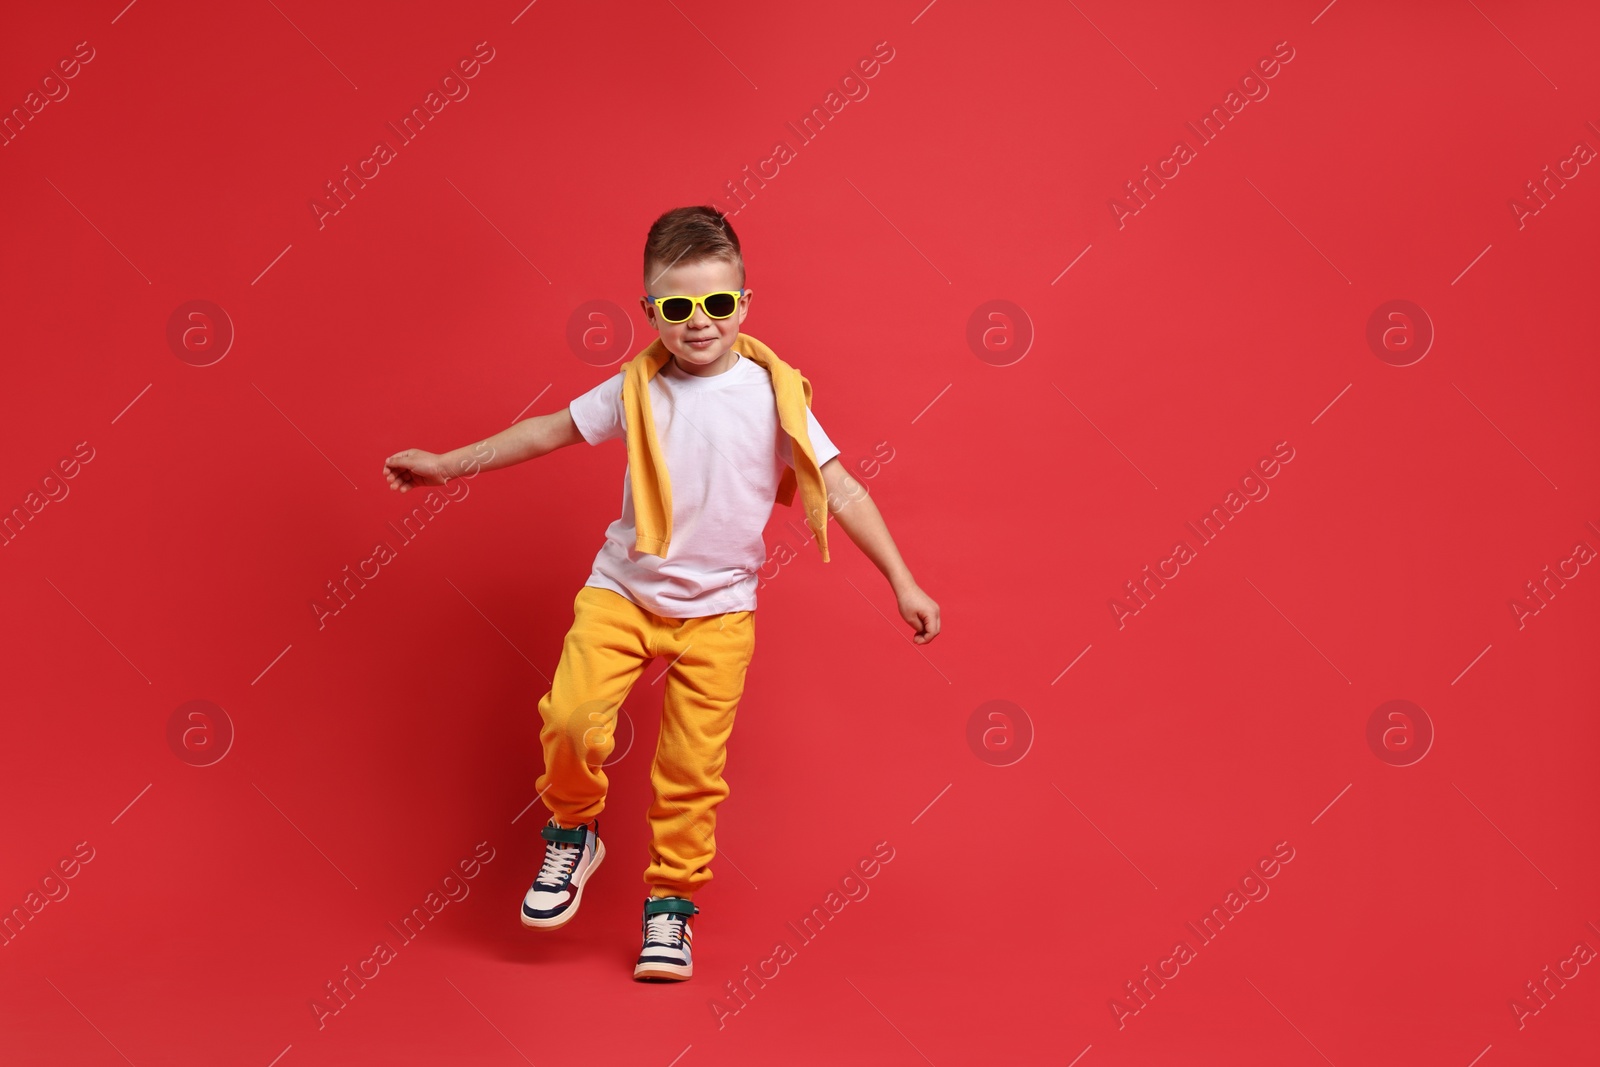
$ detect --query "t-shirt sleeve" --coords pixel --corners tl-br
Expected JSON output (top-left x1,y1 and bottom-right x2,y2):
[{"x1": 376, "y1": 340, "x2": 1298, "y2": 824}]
[
  {"x1": 567, "y1": 373, "x2": 625, "y2": 446},
  {"x1": 778, "y1": 406, "x2": 841, "y2": 469}
]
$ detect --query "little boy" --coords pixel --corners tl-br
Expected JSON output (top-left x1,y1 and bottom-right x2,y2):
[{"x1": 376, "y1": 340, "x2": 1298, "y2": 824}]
[{"x1": 382, "y1": 205, "x2": 939, "y2": 982}]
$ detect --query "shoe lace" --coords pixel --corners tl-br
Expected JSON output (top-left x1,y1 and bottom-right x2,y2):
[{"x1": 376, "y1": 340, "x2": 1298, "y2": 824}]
[
  {"x1": 645, "y1": 912, "x2": 687, "y2": 946},
  {"x1": 536, "y1": 840, "x2": 579, "y2": 887}
]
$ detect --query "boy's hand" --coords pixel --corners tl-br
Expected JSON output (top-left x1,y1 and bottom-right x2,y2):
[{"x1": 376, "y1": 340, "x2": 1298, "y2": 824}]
[
  {"x1": 896, "y1": 584, "x2": 941, "y2": 645},
  {"x1": 383, "y1": 449, "x2": 451, "y2": 493}
]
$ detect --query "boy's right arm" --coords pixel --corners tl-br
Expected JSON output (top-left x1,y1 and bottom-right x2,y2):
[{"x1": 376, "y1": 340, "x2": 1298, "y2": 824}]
[
  {"x1": 449, "y1": 407, "x2": 587, "y2": 473},
  {"x1": 384, "y1": 408, "x2": 586, "y2": 492}
]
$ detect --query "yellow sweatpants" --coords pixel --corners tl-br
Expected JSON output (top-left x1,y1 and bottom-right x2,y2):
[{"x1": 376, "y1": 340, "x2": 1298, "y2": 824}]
[{"x1": 535, "y1": 585, "x2": 756, "y2": 901}]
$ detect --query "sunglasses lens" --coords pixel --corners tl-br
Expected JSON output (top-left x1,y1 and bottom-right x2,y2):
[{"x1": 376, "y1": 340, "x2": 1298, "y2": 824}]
[
  {"x1": 704, "y1": 292, "x2": 738, "y2": 318},
  {"x1": 660, "y1": 297, "x2": 694, "y2": 322}
]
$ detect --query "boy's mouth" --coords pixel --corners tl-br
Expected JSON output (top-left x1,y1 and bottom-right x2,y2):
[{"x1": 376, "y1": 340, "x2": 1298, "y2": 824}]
[{"x1": 686, "y1": 338, "x2": 716, "y2": 349}]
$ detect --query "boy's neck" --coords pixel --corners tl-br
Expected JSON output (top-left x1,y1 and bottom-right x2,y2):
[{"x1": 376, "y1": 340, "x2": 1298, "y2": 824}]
[{"x1": 671, "y1": 351, "x2": 739, "y2": 377}]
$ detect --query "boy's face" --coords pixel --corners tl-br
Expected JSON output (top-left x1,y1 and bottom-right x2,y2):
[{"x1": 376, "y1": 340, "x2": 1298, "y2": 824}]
[{"x1": 641, "y1": 257, "x2": 750, "y2": 377}]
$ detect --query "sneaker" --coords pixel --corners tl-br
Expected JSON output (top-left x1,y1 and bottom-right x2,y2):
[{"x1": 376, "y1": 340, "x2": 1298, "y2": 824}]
[
  {"x1": 633, "y1": 895, "x2": 699, "y2": 981},
  {"x1": 520, "y1": 817, "x2": 605, "y2": 929}
]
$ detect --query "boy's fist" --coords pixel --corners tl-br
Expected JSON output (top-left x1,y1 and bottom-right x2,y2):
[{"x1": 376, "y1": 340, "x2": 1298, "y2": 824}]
[
  {"x1": 384, "y1": 449, "x2": 450, "y2": 493},
  {"x1": 897, "y1": 584, "x2": 941, "y2": 645}
]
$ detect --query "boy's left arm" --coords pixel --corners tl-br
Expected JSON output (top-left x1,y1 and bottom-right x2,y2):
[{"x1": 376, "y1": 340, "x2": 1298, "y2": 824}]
[{"x1": 819, "y1": 457, "x2": 941, "y2": 645}]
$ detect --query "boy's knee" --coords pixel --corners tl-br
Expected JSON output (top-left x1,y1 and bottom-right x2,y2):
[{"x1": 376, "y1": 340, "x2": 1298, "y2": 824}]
[{"x1": 542, "y1": 697, "x2": 618, "y2": 758}]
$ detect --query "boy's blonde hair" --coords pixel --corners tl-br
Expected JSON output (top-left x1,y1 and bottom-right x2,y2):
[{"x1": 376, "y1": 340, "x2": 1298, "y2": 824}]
[{"x1": 643, "y1": 206, "x2": 745, "y2": 288}]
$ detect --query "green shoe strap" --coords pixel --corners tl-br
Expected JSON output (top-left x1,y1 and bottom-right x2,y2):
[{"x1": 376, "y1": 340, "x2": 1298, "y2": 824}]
[
  {"x1": 645, "y1": 896, "x2": 699, "y2": 917},
  {"x1": 542, "y1": 822, "x2": 587, "y2": 845}
]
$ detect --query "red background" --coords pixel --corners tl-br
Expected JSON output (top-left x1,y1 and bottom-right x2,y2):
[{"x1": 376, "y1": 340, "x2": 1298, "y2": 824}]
[{"x1": 3, "y1": 1, "x2": 1598, "y2": 1064}]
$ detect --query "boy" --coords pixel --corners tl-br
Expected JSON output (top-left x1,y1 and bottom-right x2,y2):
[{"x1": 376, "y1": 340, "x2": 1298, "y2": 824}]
[{"x1": 382, "y1": 206, "x2": 939, "y2": 982}]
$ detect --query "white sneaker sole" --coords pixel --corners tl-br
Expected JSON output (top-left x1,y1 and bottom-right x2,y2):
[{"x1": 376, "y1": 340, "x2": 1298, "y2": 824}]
[
  {"x1": 633, "y1": 958, "x2": 693, "y2": 981},
  {"x1": 520, "y1": 838, "x2": 606, "y2": 930}
]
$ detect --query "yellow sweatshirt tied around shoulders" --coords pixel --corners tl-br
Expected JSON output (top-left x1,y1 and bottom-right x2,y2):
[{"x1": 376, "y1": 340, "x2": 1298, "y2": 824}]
[{"x1": 620, "y1": 331, "x2": 831, "y2": 563}]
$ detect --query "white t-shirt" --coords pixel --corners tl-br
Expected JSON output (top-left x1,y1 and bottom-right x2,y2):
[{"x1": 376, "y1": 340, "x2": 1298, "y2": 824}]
[{"x1": 567, "y1": 353, "x2": 841, "y2": 618}]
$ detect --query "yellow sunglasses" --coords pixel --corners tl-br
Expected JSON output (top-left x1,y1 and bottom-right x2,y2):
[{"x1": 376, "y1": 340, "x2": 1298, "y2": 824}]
[{"x1": 642, "y1": 289, "x2": 748, "y2": 324}]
